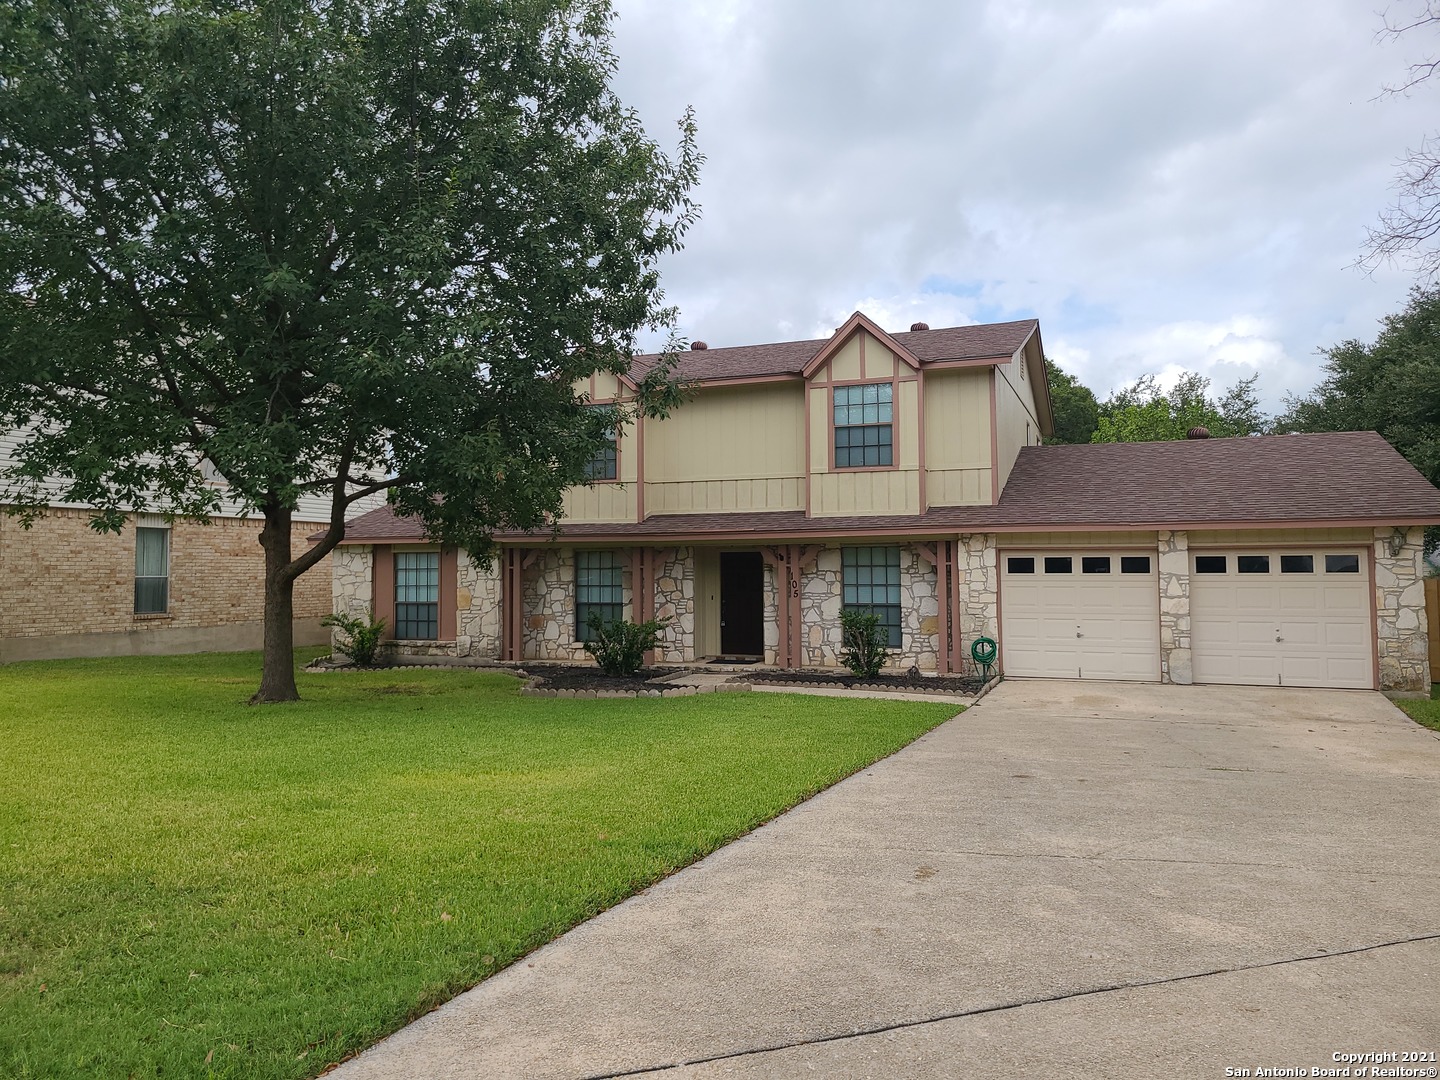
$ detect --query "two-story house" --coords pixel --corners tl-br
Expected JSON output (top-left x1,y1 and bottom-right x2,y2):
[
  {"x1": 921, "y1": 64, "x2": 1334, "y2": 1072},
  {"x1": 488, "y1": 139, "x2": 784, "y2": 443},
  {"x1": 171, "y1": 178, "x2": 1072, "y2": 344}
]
[{"x1": 331, "y1": 312, "x2": 1440, "y2": 692}]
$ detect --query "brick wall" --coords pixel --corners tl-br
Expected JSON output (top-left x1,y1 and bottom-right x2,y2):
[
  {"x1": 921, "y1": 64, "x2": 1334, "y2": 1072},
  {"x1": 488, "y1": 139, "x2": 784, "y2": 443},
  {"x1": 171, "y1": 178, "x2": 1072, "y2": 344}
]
[{"x1": 0, "y1": 508, "x2": 331, "y2": 643}]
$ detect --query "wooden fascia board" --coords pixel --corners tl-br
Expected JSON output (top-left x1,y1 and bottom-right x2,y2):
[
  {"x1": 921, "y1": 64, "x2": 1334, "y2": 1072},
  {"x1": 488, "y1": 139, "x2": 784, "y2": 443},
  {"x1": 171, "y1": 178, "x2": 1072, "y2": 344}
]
[
  {"x1": 800, "y1": 311, "x2": 921, "y2": 380},
  {"x1": 1019, "y1": 324, "x2": 1056, "y2": 437}
]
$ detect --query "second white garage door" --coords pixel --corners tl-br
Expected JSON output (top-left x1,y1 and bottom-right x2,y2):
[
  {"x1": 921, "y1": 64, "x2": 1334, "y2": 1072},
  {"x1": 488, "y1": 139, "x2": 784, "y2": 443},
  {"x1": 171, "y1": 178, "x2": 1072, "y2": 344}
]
[
  {"x1": 1000, "y1": 551, "x2": 1161, "y2": 681},
  {"x1": 1190, "y1": 550, "x2": 1372, "y2": 689}
]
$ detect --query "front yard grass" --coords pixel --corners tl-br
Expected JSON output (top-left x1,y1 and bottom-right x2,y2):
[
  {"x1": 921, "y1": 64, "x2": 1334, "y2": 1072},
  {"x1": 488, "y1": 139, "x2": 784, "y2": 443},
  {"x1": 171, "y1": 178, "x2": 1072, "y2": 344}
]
[
  {"x1": 0, "y1": 650, "x2": 957, "y2": 1079},
  {"x1": 1395, "y1": 683, "x2": 1440, "y2": 731}
]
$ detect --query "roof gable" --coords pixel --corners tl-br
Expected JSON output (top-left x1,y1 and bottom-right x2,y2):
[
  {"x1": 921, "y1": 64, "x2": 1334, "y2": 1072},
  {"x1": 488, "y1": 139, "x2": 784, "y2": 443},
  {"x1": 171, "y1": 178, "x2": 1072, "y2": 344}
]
[{"x1": 800, "y1": 312, "x2": 920, "y2": 379}]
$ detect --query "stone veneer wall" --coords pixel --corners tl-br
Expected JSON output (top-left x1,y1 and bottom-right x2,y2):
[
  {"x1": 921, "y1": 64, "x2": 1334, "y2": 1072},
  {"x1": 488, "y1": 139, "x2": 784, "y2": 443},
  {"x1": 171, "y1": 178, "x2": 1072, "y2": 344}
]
[
  {"x1": 1375, "y1": 525, "x2": 1430, "y2": 692},
  {"x1": 793, "y1": 546, "x2": 938, "y2": 670},
  {"x1": 1157, "y1": 530, "x2": 1192, "y2": 685},
  {"x1": 456, "y1": 549, "x2": 502, "y2": 658},
  {"x1": 957, "y1": 534, "x2": 998, "y2": 677},
  {"x1": 652, "y1": 547, "x2": 696, "y2": 663},
  {"x1": 330, "y1": 545, "x2": 372, "y2": 624},
  {"x1": 522, "y1": 547, "x2": 634, "y2": 662}
]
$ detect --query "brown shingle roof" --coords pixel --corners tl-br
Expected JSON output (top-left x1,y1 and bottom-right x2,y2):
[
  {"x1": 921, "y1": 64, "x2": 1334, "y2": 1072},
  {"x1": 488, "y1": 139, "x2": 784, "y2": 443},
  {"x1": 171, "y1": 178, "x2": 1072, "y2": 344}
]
[
  {"x1": 327, "y1": 431, "x2": 1440, "y2": 545},
  {"x1": 631, "y1": 318, "x2": 1039, "y2": 383}
]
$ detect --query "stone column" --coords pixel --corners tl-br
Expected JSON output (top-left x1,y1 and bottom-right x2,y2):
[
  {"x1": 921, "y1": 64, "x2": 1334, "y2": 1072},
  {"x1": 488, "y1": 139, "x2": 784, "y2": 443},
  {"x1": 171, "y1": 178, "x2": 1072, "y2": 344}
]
[
  {"x1": 1158, "y1": 529, "x2": 1191, "y2": 685},
  {"x1": 1375, "y1": 526, "x2": 1430, "y2": 692},
  {"x1": 957, "y1": 533, "x2": 997, "y2": 676},
  {"x1": 456, "y1": 549, "x2": 502, "y2": 659},
  {"x1": 653, "y1": 547, "x2": 697, "y2": 663}
]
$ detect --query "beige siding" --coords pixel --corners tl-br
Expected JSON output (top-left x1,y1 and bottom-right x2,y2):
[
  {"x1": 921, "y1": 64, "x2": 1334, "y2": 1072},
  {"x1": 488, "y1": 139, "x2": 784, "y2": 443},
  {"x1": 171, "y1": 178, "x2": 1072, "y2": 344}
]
[
  {"x1": 646, "y1": 477, "x2": 804, "y2": 514},
  {"x1": 561, "y1": 481, "x2": 636, "y2": 522},
  {"x1": 642, "y1": 383, "x2": 805, "y2": 515},
  {"x1": 923, "y1": 369, "x2": 991, "y2": 507},
  {"x1": 811, "y1": 470, "x2": 920, "y2": 515},
  {"x1": 1189, "y1": 528, "x2": 1374, "y2": 547},
  {"x1": 1000, "y1": 531, "x2": 1160, "y2": 548},
  {"x1": 994, "y1": 347, "x2": 1042, "y2": 495},
  {"x1": 694, "y1": 548, "x2": 720, "y2": 656}
]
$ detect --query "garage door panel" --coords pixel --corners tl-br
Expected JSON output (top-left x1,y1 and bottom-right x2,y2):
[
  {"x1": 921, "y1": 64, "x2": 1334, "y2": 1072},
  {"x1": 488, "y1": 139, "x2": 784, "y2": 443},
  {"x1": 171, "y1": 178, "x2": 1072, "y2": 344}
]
[
  {"x1": 1001, "y1": 550, "x2": 1160, "y2": 682},
  {"x1": 1190, "y1": 549, "x2": 1371, "y2": 690}
]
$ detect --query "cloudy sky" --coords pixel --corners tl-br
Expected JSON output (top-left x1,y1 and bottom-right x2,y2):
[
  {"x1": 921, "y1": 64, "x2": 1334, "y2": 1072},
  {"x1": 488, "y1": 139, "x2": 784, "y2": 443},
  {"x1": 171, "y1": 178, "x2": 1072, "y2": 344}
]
[{"x1": 608, "y1": 0, "x2": 1436, "y2": 411}]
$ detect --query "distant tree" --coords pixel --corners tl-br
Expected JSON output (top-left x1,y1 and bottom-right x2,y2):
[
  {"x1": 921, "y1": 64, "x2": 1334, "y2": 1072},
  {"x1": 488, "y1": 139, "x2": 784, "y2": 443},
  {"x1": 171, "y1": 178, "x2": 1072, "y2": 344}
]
[
  {"x1": 1043, "y1": 357, "x2": 1100, "y2": 444},
  {"x1": 1092, "y1": 372, "x2": 1269, "y2": 443},
  {"x1": 1279, "y1": 285, "x2": 1440, "y2": 490},
  {"x1": 0, "y1": 0, "x2": 700, "y2": 703}
]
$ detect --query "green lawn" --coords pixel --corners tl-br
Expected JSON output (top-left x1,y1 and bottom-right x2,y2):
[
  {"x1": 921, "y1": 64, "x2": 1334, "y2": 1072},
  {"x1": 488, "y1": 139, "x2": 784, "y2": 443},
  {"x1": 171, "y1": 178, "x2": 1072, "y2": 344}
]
[
  {"x1": 1395, "y1": 683, "x2": 1440, "y2": 731},
  {"x1": 0, "y1": 650, "x2": 956, "y2": 1079}
]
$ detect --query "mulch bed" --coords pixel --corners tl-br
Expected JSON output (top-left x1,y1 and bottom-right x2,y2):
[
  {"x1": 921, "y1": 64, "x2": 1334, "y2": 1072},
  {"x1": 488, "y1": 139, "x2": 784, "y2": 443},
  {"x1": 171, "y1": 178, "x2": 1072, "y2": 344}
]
[
  {"x1": 743, "y1": 670, "x2": 987, "y2": 694},
  {"x1": 521, "y1": 665, "x2": 681, "y2": 694}
]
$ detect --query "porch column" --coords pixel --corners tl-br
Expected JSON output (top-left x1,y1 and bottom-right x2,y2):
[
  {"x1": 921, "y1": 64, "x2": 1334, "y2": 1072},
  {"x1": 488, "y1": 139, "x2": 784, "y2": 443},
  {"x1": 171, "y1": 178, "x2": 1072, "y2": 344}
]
[
  {"x1": 631, "y1": 546, "x2": 656, "y2": 665},
  {"x1": 762, "y1": 545, "x2": 819, "y2": 669},
  {"x1": 501, "y1": 547, "x2": 538, "y2": 661},
  {"x1": 916, "y1": 540, "x2": 962, "y2": 674}
]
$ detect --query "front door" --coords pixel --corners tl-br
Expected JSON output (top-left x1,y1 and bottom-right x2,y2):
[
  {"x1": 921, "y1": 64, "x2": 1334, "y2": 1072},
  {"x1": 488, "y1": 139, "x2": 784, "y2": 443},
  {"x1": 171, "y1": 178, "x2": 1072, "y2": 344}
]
[{"x1": 719, "y1": 551, "x2": 765, "y2": 656}]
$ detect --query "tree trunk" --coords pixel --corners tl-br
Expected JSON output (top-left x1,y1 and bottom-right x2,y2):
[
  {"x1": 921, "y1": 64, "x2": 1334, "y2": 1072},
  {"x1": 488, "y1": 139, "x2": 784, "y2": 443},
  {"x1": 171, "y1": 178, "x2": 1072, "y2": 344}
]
[{"x1": 252, "y1": 502, "x2": 300, "y2": 703}]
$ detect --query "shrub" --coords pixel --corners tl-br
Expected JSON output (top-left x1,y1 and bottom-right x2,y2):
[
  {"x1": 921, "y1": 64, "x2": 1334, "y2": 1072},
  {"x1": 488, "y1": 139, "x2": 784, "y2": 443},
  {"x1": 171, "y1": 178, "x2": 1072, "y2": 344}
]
[
  {"x1": 839, "y1": 608, "x2": 890, "y2": 679},
  {"x1": 321, "y1": 610, "x2": 387, "y2": 667},
  {"x1": 583, "y1": 613, "x2": 668, "y2": 677}
]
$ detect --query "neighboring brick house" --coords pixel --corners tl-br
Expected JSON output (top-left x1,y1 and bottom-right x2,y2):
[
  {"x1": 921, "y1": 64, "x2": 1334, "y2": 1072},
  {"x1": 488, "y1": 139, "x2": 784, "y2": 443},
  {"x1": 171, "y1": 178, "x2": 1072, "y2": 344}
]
[
  {"x1": 329, "y1": 311, "x2": 1440, "y2": 692},
  {"x1": 0, "y1": 431, "x2": 375, "y2": 663}
]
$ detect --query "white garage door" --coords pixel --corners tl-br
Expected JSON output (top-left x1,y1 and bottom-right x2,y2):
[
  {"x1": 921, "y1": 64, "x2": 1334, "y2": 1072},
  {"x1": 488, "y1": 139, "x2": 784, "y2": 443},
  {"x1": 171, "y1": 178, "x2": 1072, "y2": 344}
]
[
  {"x1": 1190, "y1": 550, "x2": 1372, "y2": 689},
  {"x1": 1000, "y1": 551, "x2": 1161, "y2": 681}
]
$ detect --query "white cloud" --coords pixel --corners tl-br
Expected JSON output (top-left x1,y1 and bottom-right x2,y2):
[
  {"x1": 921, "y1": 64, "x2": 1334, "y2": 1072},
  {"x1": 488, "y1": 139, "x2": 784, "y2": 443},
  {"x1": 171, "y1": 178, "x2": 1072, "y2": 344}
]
[{"x1": 609, "y1": 0, "x2": 1433, "y2": 417}]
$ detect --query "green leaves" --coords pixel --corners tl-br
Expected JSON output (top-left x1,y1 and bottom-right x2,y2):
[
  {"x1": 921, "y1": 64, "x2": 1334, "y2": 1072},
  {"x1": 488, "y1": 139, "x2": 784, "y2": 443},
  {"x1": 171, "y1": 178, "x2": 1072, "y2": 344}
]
[
  {"x1": 1091, "y1": 372, "x2": 1268, "y2": 443},
  {"x1": 0, "y1": 0, "x2": 699, "y2": 547}
]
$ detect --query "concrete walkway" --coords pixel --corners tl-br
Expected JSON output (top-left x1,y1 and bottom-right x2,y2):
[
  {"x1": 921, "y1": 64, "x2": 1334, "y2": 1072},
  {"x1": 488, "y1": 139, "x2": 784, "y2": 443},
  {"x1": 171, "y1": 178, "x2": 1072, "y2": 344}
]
[{"x1": 330, "y1": 682, "x2": 1440, "y2": 1079}]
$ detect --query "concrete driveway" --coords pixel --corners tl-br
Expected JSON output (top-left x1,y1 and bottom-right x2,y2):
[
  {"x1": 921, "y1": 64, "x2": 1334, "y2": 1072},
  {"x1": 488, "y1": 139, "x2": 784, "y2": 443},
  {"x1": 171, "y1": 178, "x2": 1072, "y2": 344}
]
[{"x1": 331, "y1": 682, "x2": 1440, "y2": 1079}]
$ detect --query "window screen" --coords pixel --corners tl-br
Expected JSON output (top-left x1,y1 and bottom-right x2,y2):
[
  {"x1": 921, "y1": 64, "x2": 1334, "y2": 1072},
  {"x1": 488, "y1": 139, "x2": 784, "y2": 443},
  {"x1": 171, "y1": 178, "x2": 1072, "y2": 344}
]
[
  {"x1": 576, "y1": 551, "x2": 624, "y2": 641},
  {"x1": 394, "y1": 551, "x2": 440, "y2": 639},
  {"x1": 134, "y1": 527, "x2": 169, "y2": 614},
  {"x1": 842, "y1": 546, "x2": 901, "y2": 647},
  {"x1": 1325, "y1": 554, "x2": 1360, "y2": 574},
  {"x1": 833, "y1": 383, "x2": 893, "y2": 468}
]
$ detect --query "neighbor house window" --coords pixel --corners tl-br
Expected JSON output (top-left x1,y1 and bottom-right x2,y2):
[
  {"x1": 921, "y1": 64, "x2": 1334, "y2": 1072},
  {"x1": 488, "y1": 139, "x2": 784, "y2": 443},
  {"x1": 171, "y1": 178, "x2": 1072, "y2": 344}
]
[
  {"x1": 134, "y1": 527, "x2": 170, "y2": 614},
  {"x1": 394, "y1": 551, "x2": 440, "y2": 639},
  {"x1": 842, "y1": 546, "x2": 901, "y2": 647},
  {"x1": 576, "y1": 550, "x2": 624, "y2": 640},
  {"x1": 584, "y1": 405, "x2": 618, "y2": 481},
  {"x1": 833, "y1": 383, "x2": 893, "y2": 468}
]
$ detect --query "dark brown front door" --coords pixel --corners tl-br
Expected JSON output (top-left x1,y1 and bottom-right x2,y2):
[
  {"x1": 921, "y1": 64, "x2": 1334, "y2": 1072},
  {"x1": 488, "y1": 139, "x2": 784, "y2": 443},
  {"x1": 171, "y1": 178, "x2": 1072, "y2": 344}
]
[{"x1": 720, "y1": 552, "x2": 765, "y2": 656}]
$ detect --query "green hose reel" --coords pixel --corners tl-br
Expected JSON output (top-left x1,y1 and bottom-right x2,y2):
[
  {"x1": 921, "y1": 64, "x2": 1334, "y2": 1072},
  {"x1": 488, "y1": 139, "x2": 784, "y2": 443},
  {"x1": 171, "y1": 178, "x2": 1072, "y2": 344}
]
[{"x1": 970, "y1": 636, "x2": 997, "y2": 681}]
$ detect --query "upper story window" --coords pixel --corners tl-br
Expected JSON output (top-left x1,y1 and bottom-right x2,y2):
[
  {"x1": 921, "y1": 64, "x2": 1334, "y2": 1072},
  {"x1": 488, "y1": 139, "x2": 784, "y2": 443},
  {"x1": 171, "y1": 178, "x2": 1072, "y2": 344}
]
[
  {"x1": 394, "y1": 551, "x2": 440, "y2": 639},
  {"x1": 584, "y1": 405, "x2": 618, "y2": 481},
  {"x1": 833, "y1": 383, "x2": 893, "y2": 468},
  {"x1": 134, "y1": 526, "x2": 170, "y2": 614}
]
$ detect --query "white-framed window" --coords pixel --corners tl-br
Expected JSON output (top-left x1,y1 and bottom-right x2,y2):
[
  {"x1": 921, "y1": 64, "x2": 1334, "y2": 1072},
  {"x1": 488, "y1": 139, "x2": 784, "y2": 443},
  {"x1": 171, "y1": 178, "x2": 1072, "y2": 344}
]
[
  {"x1": 833, "y1": 383, "x2": 893, "y2": 468},
  {"x1": 134, "y1": 526, "x2": 170, "y2": 614}
]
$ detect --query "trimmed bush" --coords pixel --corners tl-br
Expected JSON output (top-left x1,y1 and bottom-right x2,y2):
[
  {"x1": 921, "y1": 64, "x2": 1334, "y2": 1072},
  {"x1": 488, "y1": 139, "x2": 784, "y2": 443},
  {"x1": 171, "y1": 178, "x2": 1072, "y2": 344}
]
[{"x1": 583, "y1": 614, "x2": 668, "y2": 677}]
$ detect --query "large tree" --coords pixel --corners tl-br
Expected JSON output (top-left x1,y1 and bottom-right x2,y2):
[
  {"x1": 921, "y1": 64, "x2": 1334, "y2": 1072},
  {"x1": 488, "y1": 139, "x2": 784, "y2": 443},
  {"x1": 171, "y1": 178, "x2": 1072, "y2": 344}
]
[
  {"x1": 0, "y1": 0, "x2": 699, "y2": 701},
  {"x1": 1091, "y1": 371, "x2": 1268, "y2": 443},
  {"x1": 1279, "y1": 285, "x2": 1440, "y2": 490},
  {"x1": 1042, "y1": 356, "x2": 1100, "y2": 444}
]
